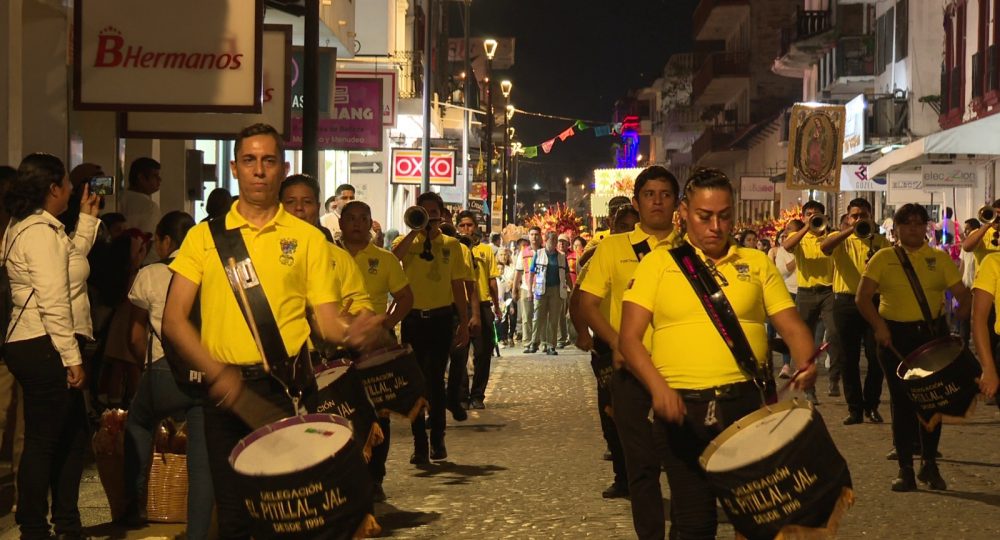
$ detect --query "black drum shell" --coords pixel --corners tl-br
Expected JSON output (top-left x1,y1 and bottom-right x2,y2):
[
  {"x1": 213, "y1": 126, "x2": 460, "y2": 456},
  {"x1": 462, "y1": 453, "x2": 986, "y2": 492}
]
[
  {"x1": 898, "y1": 336, "x2": 982, "y2": 424},
  {"x1": 355, "y1": 345, "x2": 428, "y2": 420},
  {"x1": 700, "y1": 402, "x2": 852, "y2": 540},
  {"x1": 229, "y1": 415, "x2": 374, "y2": 539},
  {"x1": 308, "y1": 360, "x2": 379, "y2": 443}
]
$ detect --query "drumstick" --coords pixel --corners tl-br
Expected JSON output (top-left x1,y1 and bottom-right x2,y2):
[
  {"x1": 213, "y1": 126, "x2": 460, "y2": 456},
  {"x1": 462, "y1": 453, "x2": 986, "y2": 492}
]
[
  {"x1": 228, "y1": 257, "x2": 271, "y2": 373},
  {"x1": 777, "y1": 342, "x2": 830, "y2": 397}
]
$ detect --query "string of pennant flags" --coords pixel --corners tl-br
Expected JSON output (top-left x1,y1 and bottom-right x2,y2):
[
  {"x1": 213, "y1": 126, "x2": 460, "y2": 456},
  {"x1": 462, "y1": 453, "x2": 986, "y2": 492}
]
[{"x1": 517, "y1": 120, "x2": 623, "y2": 159}]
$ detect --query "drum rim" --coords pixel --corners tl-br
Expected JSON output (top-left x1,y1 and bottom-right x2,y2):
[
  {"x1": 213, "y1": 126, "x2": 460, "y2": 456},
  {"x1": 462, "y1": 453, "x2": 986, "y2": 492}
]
[
  {"x1": 228, "y1": 413, "x2": 352, "y2": 466},
  {"x1": 316, "y1": 358, "x2": 354, "y2": 374},
  {"x1": 898, "y1": 335, "x2": 965, "y2": 380},
  {"x1": 698, "y1": 398, "x2": 813, "y2": 472},
  {"x1": 355, "y1": 344, "x2": 413, "y2": 369}
]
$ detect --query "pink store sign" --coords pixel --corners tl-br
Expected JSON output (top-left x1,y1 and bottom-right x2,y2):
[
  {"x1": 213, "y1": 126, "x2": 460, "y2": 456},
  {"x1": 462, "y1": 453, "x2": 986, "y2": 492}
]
[{"x1": 288, "y1": 77, "x2": 383, "y2": 151}]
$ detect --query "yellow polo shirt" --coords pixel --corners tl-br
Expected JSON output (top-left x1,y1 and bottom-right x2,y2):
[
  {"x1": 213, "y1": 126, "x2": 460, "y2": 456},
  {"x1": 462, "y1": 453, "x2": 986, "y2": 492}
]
[
  {"x1": 794, "y1": 232, "x2": 834, "y2": 288},
  {"x1": 862, "y1": 244, "x2": 962, "y2": 322},
  {"x1": 472, "y1": 243, "x2": 500, "y2": 303},
  {"x1": 169, "y1": 204, "x2": 338, "y2": 365},
  {"x1": 350, "y1": 243, "x2": 409, "y2": 316},
  {"x1": 393, "y1": 232, "x2": 472, "y2": 310},
  {"x1": 623, "y1": 240, "x2": 795, "y2": 390},
  {"x1": 329, "y1": 243, "x2": 373, "y2": 314},
  {"x1": 579, "y1": 226, "x2": 681, "y2": 342},
  {"x1": 972, "y1": 228, "x2": 1000, "y2": 269},
  {"x1": 973, "y1": 253, "x2": 1000, "y2": 333},
  {"x1": 831, "y1": 234, "x2": 890, "y2": 294}
]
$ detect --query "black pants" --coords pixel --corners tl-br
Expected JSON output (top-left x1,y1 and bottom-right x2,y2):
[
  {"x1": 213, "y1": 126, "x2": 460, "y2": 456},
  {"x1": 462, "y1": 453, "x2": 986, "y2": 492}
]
[
  {"x1": 796, "y1": 287, "x2": 842, "y2": 388},
  {"x1": 592, "y1": 341, "x2": 627, "y2": 487},
  {"x1": 832, "y1": 294, "x2": 884, "y2": 414},
  {"x1": 878, "y1": 320, "x2": 943, "y2": 467},
  {"x1": 368, "y1": 417, "x2": 392, "y2": 483},
  {"x1": 5, "y1": 336, "x2": 88, "y2": 540},
  {"x1": 448, "y1": 315, "x2": 471, "y2": 408},
  {"x1": 470, "y1": 303, "x2": 495, "y2": 401},
  {"x1": 610, "y1": 369, "x2": 666, "y2": 540},
  {"x1": 204, "y1": 374, "x2": 304, "y2": 539},
  {"x1": 403, "y1": 310, "x2": 455, "y2": 450},
  {"x1": 659, "y1": 391, "x2": 762, "y2": 540}
]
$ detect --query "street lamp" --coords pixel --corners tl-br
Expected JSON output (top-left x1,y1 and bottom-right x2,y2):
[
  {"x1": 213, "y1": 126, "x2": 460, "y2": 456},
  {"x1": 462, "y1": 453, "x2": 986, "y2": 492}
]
[
  {"x1": 500, "y1": 80, "x2": 513, "y2": 227},
  {"x1": 483, "y1": 39, "x2": 498, "y2": 234}
]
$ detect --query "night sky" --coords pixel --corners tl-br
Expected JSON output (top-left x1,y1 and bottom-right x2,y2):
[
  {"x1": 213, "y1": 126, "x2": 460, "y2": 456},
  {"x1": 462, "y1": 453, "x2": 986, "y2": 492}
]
[{"x1": 454, "y1": 0, "x2": 697, "y2": 190}]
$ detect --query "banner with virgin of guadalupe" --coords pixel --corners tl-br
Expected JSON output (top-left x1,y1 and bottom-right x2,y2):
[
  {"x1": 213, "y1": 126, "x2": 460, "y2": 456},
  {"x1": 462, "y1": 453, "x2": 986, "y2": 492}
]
[{"x1": 786, "y1": 103, "x2": 846, "y2": 192}]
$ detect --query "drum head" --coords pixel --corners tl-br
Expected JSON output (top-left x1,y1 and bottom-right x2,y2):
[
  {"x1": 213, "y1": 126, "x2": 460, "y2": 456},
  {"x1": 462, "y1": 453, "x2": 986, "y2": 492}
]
[
  {"x1": 315, "y1": 362, "x2": 351, "y2": 390},
  {"x1": 905, "y1": 337, "x2": 964, "y2": 376},
  {"x1": 702, "y1": 401, "x2": 813, "y2": 473},
  {"x1": 230, "y1": 414, "x2": 351, "y2": 475}
]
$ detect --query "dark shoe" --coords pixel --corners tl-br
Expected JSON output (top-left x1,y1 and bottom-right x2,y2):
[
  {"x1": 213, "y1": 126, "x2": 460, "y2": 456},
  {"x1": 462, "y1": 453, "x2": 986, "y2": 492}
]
[
  {"x1": 430, "y1": 442, "x2": 448, "y2": 461},
  {"x1": 372, "y1": 482, "x2": 387, "y2": 503},
  {"x1": 470, "y1": 399, "x2": 485, "y2": 409},
  {"x1": 804, "y1": 389, "x2": 819, "y2": 406},
  {"x1": 410, "y1": 452, "x2": 430, "y2": 465},
  {"x1": 602, "y1": 450, "x2": 612, "y2": 461},
  {"x1": 886, "y1": 447, "x2": 897, "y2": 460},
  {"x1": 842, "y1": 412, "x2": 864, "y2": 425},
  {"x1": 866, "y1": 409, "x2": 884, "y2": 423},
  {"x1": 546, "y1": 347, "x2": 558, "y2": 356},
  {"x1": 828, "y1": 385, "x2": 841, "y2": 397},
  {"x1": 523, "y1": 345, "x2": 538, "y2": 353},
  {"x1": 917, "y1": 461, "x2": 947, "y2": 490},
  {"x1": 602, "y1": 482, "x2": 629, "y2": 499},
  {"x1": 460, "y1": 401, "x2": 471, "y2": 410},
  {"x1": 448, "y1": 403, "x2": 468, "y2": 422},
  {"x1": 891, "y1": 467, "x2": 917, "y2": 492}
]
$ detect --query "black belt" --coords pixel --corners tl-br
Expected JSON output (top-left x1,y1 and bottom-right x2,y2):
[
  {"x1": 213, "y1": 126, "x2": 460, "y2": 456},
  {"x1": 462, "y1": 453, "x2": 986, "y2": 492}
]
[
  {"x1": 798, "y1": 285, "x2": 833, "y2": 293},
  {"x1": 675, "y1": 380, "x2": 759, "y2": 402},
  {"x1": 480, "y1": 301, "x2": 492, "y2": 307},
  {"x1": 407, "y1": 305, "x2": 455, "y2": 319},
  {"x1": 239, "y1": 363, "x2": 269, "y2": 380},
  {"x1": 833, "y1": 292, "x2": 855, "y2": 299}
]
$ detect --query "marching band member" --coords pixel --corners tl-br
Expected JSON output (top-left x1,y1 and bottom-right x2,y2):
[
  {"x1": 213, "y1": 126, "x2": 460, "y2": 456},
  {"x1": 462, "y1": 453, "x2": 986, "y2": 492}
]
[
  {"x1": 969, "y1": 253, "x2": 1000, "y2": 409},
  {"x1": 620, "y1": 169, "x2": 816, "y2": 539},
  {"x1": 820, "y1": 198, "x2": 887, "y2": 425},
  {"x1": 456, "y1": 211, "x2": 502, "y2": 409},
  {"x1": 856, "y1": 203, "x2": 970, "y2": 492}
]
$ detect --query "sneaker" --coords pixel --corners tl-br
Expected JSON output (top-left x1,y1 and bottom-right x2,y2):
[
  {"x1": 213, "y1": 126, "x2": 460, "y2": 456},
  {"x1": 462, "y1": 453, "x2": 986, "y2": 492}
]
[
  {"x1": 546, "y1": 347, "x2": 558, "y2": 356},
  {"x1": 917, "y1": 461, "x2": 947, "y2": 490},
  {"x1": 523, "y1": 345, "x2": 538, "y2": 353},
  {"x1": 778, "y1": 364, "x2": 793, "y2": 379},
  {"x1": 891, "y1": 467, "x2": 917, "y2": 492},
  {"x1": 410, "y1": 452, "x2": 430, "y2": 465},
  {"x1": 602, "y1": 482, "x2": 629, "y2": 499},
  {"x1": 430, "y1": 442, "x2": 448, "y2": 461}
]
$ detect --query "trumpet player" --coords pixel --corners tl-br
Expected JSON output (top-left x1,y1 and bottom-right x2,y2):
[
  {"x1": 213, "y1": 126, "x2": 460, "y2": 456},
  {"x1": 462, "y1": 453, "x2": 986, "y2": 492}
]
[
  {"x1": 961, "y1": 200, "x2": 1000, "y2": 353},
  {"x1": 821, "y1": 198, "x2": 888, "y2": 425},
  {"x1": 782, "y1": 200, "x2": 840, "y2": 402}
]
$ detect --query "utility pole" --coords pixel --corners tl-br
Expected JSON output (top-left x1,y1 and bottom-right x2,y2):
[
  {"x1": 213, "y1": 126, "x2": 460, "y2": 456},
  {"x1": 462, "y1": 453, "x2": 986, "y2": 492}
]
[
  {"x1": 420, "y1": 0, "x2": 434, "y2": 192},
  {"x1": 303, "y1": 0, "x2": 319, "y2": 177}
]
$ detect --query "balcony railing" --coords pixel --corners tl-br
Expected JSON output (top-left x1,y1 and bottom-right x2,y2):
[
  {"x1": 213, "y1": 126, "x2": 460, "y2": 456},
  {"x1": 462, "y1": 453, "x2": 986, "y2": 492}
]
[
  {"x1": 691, "y1": 51, "x2": 750, "y2": 103},
  {"x1": 395, "y1": 50, "x2": 422, "y2": 99},
  {"x1": 778, "y1": 9, "x2": 833, "y2": 58},
  {"x1": 691, "y1": 123, "x2": 745, "y2": 163},
  {"x1": 834, "y1": 36, "x2": 875, "y2": 78},
  {"x1": 693, "y1": 0, "x2": 749, "y2": 39}
]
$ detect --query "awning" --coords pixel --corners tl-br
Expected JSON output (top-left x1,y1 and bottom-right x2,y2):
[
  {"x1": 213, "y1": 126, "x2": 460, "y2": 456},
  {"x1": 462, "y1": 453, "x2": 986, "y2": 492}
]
[{"x1": 868, "y1": 113, "x2": 1000, "y2": 177}]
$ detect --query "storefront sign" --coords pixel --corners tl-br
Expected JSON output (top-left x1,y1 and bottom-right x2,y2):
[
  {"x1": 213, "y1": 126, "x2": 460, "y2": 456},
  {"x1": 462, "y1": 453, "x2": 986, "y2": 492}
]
[
  {"x1": 391, "y1": 149, "x2": 456, "y2": 186},
  {"x1": 74, "y1": 0, "x2": 263, "y2": 112},
  {"x1": 338, "y1": 71, "x2": 397, "y2": 127},
  {"x1": 289, "y1": 78, "x2": 383, "y2": 151},
  {"x1": 840, "y1": 164, "x2": 886, "y2": 191},
  {"x1": 121, "y1": 25, "x2": 291, "y2": 140},
  {"x1": 740, "y1": 176, "x2": 774, "y2": 200},
  {"x1": 921, "y1": 164, "x2": 979, "y2": 187},
  {"x1": 291, "y1": 48, "x2": 337, "y2": 115},
  {"x1": 888, "y1": 173, "x2": 923, "y2": 190},
  {"x1": 843, "y1": 95, "x2": 865, "y2": 158}
]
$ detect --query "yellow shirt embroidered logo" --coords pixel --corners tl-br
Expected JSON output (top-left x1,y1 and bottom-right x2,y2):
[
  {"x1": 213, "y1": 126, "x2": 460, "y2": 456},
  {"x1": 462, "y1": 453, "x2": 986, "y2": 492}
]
[
  {"x1": 367, "y1": 257, "x2": 379, "y2": 274},
  {"x1": 279, "y1": 238, "x2": 298, "y2": 266}
]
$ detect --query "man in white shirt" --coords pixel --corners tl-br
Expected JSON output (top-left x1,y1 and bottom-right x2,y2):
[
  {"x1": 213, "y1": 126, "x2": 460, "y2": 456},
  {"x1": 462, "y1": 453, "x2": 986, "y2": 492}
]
[
  {"x1": 120, "y1": 157, "x2": 161, "y2": 264},
  {"x1": 319, "y1": 183, "x2": 356, "y2": 239}
]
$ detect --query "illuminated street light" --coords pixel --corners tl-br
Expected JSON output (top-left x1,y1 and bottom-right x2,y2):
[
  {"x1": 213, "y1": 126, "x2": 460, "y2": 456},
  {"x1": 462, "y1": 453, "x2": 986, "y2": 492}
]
[{"x1": 484, "y1": 39, "x2": 498, "y2": 60}]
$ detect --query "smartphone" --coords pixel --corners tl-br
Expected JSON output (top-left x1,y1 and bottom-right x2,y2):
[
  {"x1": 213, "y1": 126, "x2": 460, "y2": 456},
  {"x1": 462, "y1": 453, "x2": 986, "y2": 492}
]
[{"x1": 89, "y1": 176, "x2": 115, "y2": 196}]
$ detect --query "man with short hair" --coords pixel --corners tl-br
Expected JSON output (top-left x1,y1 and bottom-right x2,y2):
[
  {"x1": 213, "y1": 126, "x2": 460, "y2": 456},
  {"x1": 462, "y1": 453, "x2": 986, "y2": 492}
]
[
  {"x1": 121, "y1": 157, "x2": 162, "y2": 264},
  {"x1": 527, "y1": 232, "x2": 569, "y2": 355},
  {"x1": 457, "y1": 211, "x2": 501, "y2": 409},
  {"x1": 320, "y1": 183, "x2": 356, "y2": 238},
  {"x1": 162, "y1": 123, "x2": 382, "y2": 538},
  {"x1": 514, "y1": 227, "x2": 542, "y2": 352}
]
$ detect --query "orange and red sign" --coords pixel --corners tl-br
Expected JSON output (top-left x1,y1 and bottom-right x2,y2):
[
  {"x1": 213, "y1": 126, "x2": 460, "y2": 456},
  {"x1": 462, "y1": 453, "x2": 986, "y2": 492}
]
[{"x1": 390, "y1": 149, "x2": 456, "y2": 186}]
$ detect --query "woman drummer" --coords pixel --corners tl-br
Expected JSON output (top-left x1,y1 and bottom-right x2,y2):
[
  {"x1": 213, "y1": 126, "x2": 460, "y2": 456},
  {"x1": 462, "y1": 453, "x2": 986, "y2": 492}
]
[
  {"x1": 856, "y1": 203, "x2": 971, "y2": 492},
  {"x1": 619, "y1": 169, "x2": 817, "y2": 539}
]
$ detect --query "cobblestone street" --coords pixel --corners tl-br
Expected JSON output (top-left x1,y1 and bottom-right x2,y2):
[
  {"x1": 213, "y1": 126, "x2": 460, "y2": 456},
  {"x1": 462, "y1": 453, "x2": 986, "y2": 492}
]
[{"x1": 1, "y1": 346, "x2": 999, "y2": 539}]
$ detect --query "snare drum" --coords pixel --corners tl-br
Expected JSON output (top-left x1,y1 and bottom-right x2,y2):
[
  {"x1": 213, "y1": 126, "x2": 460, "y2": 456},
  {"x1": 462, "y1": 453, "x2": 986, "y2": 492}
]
[
  {"x1": 898, "y1": 336, "x2": 982, "y2": 429},
  {"x1": 308, "y1": 360, "x2": 382, "y2": 460},
  {"x1": 700, "y1": 400, "x2": 854, "y2": 540},
  {"x1": 229, "y1": 414, "x2": 379, "y2": 539},
  {"x1": 354, "y1": 344, "x2": 428, "y2": 421}
]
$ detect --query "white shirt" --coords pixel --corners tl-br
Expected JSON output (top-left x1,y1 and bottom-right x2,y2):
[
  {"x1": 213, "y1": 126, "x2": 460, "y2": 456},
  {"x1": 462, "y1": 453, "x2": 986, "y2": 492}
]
[
  {"x1": 774, "y1": 246, "x2": 798, "y2": 294},
  {"x1": 961, "y1": 249, "x2": 977, "y2": 289},
  {"x1": 120, "y1": 189, "x2": 161, "y2": 265},
  {"x1": 3, "y1": 211, "x2": 99, "y2": 366},
  {"x1": 513, "y1": 247, "x2": 536, "y2": 291},
  {"x1": 127, "y1": 250, "x2": 177, "y2": 361},
  {"x1": 321, "y1": 211, "x2": 341, "y2": 239}
]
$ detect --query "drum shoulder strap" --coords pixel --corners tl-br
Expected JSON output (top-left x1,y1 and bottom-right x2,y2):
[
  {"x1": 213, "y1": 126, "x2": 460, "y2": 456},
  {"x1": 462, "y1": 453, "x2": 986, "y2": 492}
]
[
  {"x1": 892, "y1": 246, "x2": 938, "y2": 331},
  {"x1": 668, "y1": 242, "x2": 767, "y2": 385},
  {"x1": 208, "y1": 218, "x2": 289, "y2": 366},
  {"x1": 631, "y1": 239, "x2": 651, "y2": 261}
]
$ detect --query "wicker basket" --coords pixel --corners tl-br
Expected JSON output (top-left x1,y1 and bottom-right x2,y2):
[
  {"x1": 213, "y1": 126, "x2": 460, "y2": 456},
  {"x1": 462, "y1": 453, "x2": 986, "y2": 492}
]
[{"x1": 146, "y1": 452, "x2": 188, "y2": 523}]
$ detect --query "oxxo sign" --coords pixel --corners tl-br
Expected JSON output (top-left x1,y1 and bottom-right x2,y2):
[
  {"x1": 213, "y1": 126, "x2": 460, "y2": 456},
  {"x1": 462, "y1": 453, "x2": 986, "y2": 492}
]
[
  {"x1": 921, "y1": 164, "x2": 979, "y2": 187},
  {"x1": 390, "y1": 149, "x2": 456, "y2": 186}
]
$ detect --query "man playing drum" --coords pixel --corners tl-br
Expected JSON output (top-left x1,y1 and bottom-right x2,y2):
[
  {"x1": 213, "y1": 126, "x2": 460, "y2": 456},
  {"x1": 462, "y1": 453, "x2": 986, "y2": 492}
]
[
  {"x1": 162, "y1": 123, "x2": 383, "y2": 538},
  {"x1": 578, "y1": 165, "x2": 682, "y2": 538},
  {"x1": 856, "y1": 203, "x2": 971, "y2": 492},
  {"x1": 619, "y1": 169, "x2": 817, "y2": 539},
  {"x1": 340, "y1": 200, "x2": 414, "y2": 502},
  {"x1": 821, "y1": 198, "x2": 888, "y2": 425}
]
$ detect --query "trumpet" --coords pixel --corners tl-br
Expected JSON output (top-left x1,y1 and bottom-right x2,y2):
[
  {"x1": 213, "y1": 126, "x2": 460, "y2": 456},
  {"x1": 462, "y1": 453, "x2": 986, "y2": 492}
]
[
  {"x1": 404, "y1": 206, "x2": 430, "y2": 229},
  {"x1": 978, "y1": 205, "x2": 998, "y2": 225},
  {"x1": 853, "y1": 219, "x2": 875, "y2": 239},
  {"x1": 809, "y1": 214, "x2": 829, "y2": 234}
]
